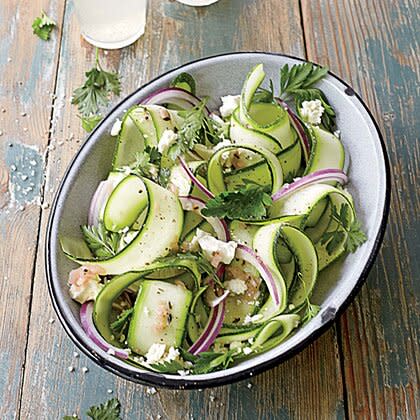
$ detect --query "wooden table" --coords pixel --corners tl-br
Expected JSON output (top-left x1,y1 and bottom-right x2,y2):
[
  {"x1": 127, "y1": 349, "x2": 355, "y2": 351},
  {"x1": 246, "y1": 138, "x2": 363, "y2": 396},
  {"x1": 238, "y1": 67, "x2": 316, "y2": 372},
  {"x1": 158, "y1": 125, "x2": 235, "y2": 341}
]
[{"x1": 1, "y1": 0, "x2": 418, "y2": 418}]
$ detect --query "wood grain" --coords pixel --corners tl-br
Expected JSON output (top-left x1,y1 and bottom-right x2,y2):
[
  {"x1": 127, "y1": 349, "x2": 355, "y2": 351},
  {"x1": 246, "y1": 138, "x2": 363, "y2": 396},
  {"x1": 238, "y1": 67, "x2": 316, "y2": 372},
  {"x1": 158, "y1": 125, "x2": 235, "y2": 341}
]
[
  {"x1": 0, "y1": 1, "x2": 65, "y2": 418},
  {"x1": 18, "y1": 0, "x2": 346, "y2": 419},
  {"x1": 301, "y1": 0, "x2": 420, "y2": 418}
]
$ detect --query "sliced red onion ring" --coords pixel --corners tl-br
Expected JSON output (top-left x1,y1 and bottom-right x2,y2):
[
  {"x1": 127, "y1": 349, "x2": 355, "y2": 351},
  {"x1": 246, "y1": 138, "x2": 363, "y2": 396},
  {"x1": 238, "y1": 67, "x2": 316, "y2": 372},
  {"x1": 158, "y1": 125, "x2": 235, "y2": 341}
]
[
  {"x1": 236, "y1": 244, "x2": 281, "y2": 306},
  {"x1": 142, "y1": 87, "x2": 210, "y2": 115},
  {"x1": 80, "y1": 302, "x2": 129, "y2": 359},
  {"x1": 178, "y1": 195, "x2": 230, "y2": 241},
  {"x1": 179, "y1": 158, "x2": 214, "y2": 199},
  {"x1": 276, "y1": 98, "x2": 311, "y2": 162},
  {"x1": 188, "y1": 300, "x2": 226, "y2": 355},
  {"x1": 88, "y1": 180, "x2": 115, "y2": 226},
  {"x1": 272, "y1": 168, "x2": 348, "y2": 202}
]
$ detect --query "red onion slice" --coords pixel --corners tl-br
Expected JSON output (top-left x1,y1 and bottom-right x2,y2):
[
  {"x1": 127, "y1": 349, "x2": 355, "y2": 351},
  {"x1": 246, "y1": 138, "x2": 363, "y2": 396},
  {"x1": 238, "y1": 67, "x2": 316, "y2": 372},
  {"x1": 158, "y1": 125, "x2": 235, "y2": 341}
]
[
  {"x1": 272, "y1": 168, "x2": 348, "y2": 202},
  {"x1": 142, "y1": 87, "x2": 210, "y2": 115},
  {"x1": 88, "y1": 177, "x2": 123, "y2": 226},
  {"x1": 276, "y1": 98, "x2": 311, "y2": 162},
  {"x1": 188, "y1": 300, "x2": 226, "y2": 355},
  {"x1": 179, "y1": 157, "x2": 214, "y2": 199},
  {"x1": 80, "y1": 302, "x2": 129, "y2": 359},
  {"x1": 178, "y1": 195, "x2": 230, "y2": 241},
  {"x1": 236, "y1": 244, "x2": 281, "y2": 306}
]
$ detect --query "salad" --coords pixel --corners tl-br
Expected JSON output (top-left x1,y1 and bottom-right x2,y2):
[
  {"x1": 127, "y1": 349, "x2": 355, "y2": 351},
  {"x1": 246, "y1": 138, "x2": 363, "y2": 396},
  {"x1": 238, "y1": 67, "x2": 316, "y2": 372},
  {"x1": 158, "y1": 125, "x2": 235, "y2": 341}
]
[{"x1": 61, "y1": 63, "x2": 367, "y2": 375}]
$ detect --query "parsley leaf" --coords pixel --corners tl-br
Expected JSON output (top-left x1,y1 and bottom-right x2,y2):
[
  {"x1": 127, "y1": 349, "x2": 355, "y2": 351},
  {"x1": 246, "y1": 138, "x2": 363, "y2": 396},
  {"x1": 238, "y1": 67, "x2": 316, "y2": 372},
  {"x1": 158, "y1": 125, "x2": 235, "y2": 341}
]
[
  {"x1": 320, "y1": 203, "x2": 367, "y2": 255},
  {"x1": 279, "y1": 63, "x2": 336, "y2": 131},
  {"x1": 80, "y1": 114, "x2": 102, "y2": 132},
  {"x1": 301, "y1": 299, "x2": 320, "y2": 326},
  {"x1": 81, "y1": 222, "x2": 122, "y2": 259},
  {"x1": 280, "y1": 63, "x2": 328, "y2": 95},
  {"x1": 346, "y1": 219, "x2": 368, "y2": 252},
  {"x1": 86, "y1": 398, "x2": 121, "y2": 420},
  {"x1": 148, "y1": 359, "x2": 185, "y2": 374},
  {"x1": 191, "y1": 350, "x2": 236, "y2": 374},
  {"x1": 170, "y1": 72, "x2": 196, "y2": 95},
  {"x1": 202, "y1": 181, "x2": 273, "y2": 220},
  {"x1": 72, "y1": 49, "x2": 121, "y2": 117},
  {"x1": 110, "y1": 308, "x2": 134, "y2": 333},
  {"x1": 32, "y1": 11, "x2": 56, "y2": 41},
  {"x1": 254, "y1": 79, "x2": 275, "y2": 103},
  {"x1": 128, "y1": 146, "x2": 162, "y2": 182}
]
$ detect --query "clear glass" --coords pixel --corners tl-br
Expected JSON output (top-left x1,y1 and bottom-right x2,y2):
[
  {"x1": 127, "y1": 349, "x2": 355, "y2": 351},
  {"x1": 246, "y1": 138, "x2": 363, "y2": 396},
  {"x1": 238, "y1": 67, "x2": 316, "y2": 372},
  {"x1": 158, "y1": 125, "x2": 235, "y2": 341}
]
[{"x1": 73, "y1": 0, "x2": 148, "y2": 49}]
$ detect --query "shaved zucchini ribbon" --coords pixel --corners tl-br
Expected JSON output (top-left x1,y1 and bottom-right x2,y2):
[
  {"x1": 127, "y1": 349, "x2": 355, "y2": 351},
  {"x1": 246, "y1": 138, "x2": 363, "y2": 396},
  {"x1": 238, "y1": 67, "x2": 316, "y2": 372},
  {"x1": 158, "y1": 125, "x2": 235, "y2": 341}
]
[{"x1": 207, "y1": 144, "x2": 284, "y2": 195}]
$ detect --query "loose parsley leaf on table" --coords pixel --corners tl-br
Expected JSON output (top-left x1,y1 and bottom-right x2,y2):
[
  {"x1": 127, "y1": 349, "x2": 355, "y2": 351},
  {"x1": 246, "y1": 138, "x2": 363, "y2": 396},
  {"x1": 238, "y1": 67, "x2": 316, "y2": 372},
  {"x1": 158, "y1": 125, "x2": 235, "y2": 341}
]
[
  {"x1": 64, "y1": 398, "x2": 121, "y2": 420},
  {"x1": 72, "y1": 49, "x2": 121, "y2": 117},
  {"x1": 320, "y1": 203, "x2": 367, "y2": 255},
  {"x1": 279, "y1": 63, "x2": 336, "y2": 131},
  {"x1": 32, "y1": 11, "x2": 56, "y2": 41},
  {"x1": 86, "y1": 398, "x2": 121, "y2": 420},
  {"x1": 81, "y1": 222, "x2": 122, "y2": 259},
  {"x1": 202, "y1": 180, "x2": 273, "y2": 220}
]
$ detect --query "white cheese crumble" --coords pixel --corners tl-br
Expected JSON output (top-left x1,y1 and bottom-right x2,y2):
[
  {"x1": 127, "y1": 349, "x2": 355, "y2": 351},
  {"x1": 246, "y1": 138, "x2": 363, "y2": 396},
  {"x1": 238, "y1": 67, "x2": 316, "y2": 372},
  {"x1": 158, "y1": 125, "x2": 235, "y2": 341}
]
[
  {"x1": 300, "y1": 99, "x2": 324, "y2": 125},
  {"x1": 243, "y1": 313, "x2": 263, "y2": 325},
  {"x1": 145, "y1": 343, "x2": 167, "y2": 364},
  {"x1": 242, "y1": 347, "x2": 252, "y2": 355},
  {"x1": 213, "y1": 139, "x2": 232, "y2": 152},
  {"x1": 158, "y1": 129, "x2": 178, "y2": 154},
  {"x1": 219, "y1": 95, "x2": 240, "y2": 118},
  {"x1": 194, "y1": 229, "x2": 237, "y2": 267},
  {"x1": 110, "y1": 118, "x2": 122, "y2": 136},
  {"x1": 69, "y1": 274, "x2": 103, "y2": 304},
  {"x1": 167, "y1": 164, "x2": 191, "y2": 196},
  {"x1": 224, "y1": 279, "x2": 248, "y2": 295}
]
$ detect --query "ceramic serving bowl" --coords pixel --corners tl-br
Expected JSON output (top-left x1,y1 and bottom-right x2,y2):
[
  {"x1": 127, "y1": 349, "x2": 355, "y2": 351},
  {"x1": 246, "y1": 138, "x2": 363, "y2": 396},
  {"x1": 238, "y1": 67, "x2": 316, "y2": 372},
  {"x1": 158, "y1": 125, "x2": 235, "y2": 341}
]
[{"x1": 46, "y1": 52, "x2": 390, "y2": 389}]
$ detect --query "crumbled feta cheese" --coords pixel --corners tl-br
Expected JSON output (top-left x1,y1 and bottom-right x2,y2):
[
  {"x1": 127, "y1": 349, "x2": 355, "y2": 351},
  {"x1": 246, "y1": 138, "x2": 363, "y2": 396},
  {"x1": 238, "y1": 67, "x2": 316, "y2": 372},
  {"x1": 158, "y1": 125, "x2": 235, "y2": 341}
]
[
  {"x1": 243, "y1": 313, "x2": 263, "y2": 325},
  {"x1": 166, "y1": 346, "x2": 180, "y2": 362},
  {"x1": 224, "y1": 279, "x2": 247, "y2": 295},
  {"x1": 145, "y1": 343, "x2": 166, "y2": 364},
  {"x1": 82, "y1": 367, "x2": 89, "y2": 373},
  {"x1": 242, "y1": 347, "x2": 252, "y2": 355},
  {"x1": 48, "y1": 318, "x2": 55, "y2": 324},
  {"x1": 177, "y1": 370, "x2": 190, "y2": 376},
  {"x1": 300, "y1": 99, "x2": 324, "y2": 125},
  {"x1": 219, "y1": 95, "x2": 240, "y2": 118},
  {"x1": 107, "y1": 389, "x2": 113, "y2": 394},
  {"x1": 107, "y1": 348, "x2": 116, "y2": 356},
  {"x1": 247, "y1": 382, "x2": 253, "y2": 389},
  {"x1": 73, "y1": 352, "x2": 79, "y2": 358},
  {"x1": 194, "y1": 229, "x2": 237, "y2": 267},
  {"x1": 68, "y1": 266, "x2": 104, "y2": 304},
  {"x1": 167, "y1": 165, "x2": 191, "y2": 196},
  {"x1": 158, "y1": 129, "x2": 178, "y2": 154},
  {"x1": 229, "y1": 341, "x2": 243, "y2": 351},
  {"x1": 146, "y1": 386, "x2": 157, "y2": 395},
  {"x1": 110, "y1": 118, "x2": 122, "y2": 136},
  {"x1": 68, "y1": 366, "x2": 74, "y2": 372},
  {"x1": 213, "y1": 139, "x2": 232, "y2": 152}
]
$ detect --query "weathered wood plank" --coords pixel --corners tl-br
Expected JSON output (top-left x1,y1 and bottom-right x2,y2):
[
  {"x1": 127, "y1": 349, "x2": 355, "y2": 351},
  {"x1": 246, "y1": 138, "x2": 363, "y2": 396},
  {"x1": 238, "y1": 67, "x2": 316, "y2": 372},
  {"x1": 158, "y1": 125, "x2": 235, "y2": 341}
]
[
  {"x1": 19, "y1": 1, "x2": 346, "y2": 418},
  {"x1": 301, "y1": 0, "x2": 420, "y2": 418},
  {"x1": 0, "y1": 1, "x2": 65, "y2": 418}
]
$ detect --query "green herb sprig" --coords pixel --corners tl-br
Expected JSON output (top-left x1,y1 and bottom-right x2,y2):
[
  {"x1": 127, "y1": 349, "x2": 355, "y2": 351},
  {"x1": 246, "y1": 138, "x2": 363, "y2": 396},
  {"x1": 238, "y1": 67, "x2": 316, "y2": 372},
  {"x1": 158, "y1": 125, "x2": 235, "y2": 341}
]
[
  {"x1": 320, "y1": 203, "x2": 367, "y2": 255},
  {"x1": 81, "y1": 222, "x2": 122, "y2": 259},
  {"x1": 32, "y1": 11, "x2": 56, "y2": 41},
  {"x1": 72, "y1": 49, "x2": 121, "y2": 119},
  {"x1": 279, "y1": 63, "x2": 336, "y2": 131},
  {"x1": 64, "y1": 397, "x2": 121, "y2": 420},
  {"x1": 202, "y1": 180, "x2": 273, "y2": 220}
]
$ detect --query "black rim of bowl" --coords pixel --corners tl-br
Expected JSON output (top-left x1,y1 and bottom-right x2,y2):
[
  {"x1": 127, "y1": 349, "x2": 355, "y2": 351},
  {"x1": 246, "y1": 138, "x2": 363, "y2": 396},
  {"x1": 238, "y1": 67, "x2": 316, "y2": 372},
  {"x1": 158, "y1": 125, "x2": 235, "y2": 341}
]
[{"x1": 45, "y1": 51, "x2": 391, "y2": 389}]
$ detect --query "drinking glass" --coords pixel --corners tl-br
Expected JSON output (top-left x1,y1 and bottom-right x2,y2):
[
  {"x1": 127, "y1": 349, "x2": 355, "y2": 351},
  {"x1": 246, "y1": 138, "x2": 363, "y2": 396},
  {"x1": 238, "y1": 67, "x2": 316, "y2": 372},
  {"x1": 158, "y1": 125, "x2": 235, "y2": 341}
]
[{"x1": 73, "y1": 0, "x2": 148, "y2": 49}]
